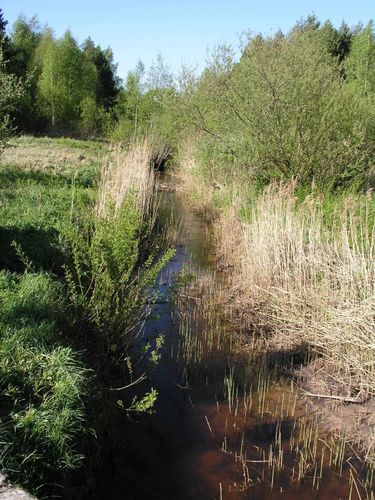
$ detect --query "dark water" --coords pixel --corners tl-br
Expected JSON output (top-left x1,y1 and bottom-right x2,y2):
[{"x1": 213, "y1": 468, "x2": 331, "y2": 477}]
[{"x1": 88, "y1": 179, "x2": 373, "y2": 500}]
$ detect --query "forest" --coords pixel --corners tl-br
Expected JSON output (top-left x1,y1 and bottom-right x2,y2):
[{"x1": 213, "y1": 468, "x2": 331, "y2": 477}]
[{"x1": 1, "y1": 7, "x2": 375, "y2": 499}]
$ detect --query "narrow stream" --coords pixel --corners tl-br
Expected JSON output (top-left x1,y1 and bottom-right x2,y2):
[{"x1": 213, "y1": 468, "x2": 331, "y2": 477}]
[{"x1": 90, "y1": 176, "x2": 374, "y2": 499}]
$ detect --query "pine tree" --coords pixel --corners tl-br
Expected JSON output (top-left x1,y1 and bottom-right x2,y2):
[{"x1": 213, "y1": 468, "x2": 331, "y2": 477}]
[
  {"x1": 0, "y1": 9, "x2": 12, "y2": 63},
  {"x1": 0, "y1": 8, "x2": 8, "y2": 44},
  {"x1": 82, "y1": 37, "x2": 120, "y2": 109}
]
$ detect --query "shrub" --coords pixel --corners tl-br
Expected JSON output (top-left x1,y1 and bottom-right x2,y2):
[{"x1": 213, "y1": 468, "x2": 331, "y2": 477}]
[{"x1": 63, "y1": 143, "x2": 173, "y2": 360}]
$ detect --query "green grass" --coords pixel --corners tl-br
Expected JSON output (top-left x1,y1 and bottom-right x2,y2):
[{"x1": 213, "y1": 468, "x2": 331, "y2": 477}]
[
  {"x1": 11, "y1": 135, "x2": 107, "y2": 151},
  {"x1": 0, "y1": 271, "x2": 89, "y2": 495},
  {"x1": 0, "y1": 137, "x2": 171, "y2": 495},
  {"x1": 0, "y1": 138, "x2": 99, "y2": 494},
  {"x1": 0, "y1": 157, "x2": 97, "y2": 273}
]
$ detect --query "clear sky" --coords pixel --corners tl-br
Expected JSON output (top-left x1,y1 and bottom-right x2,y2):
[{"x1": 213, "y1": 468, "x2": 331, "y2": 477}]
[{"x1": 2, "y1": 0, "x2": 374, "y2": 80}]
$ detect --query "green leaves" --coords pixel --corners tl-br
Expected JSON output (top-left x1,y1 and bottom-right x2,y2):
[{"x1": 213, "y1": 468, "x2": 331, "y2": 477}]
[
  {"x1": 185, "y1": 21, "x2": 375, "y2": 191},
  {"x1": 344, "y1": 22, "x2": 375, "y2": 94},
  {"x1": 36, "y1": 30, "x2": 98, "y2": 133},
  {"x1": 64, "y1": 194, "x2": 174, "y2": 346},
  {"x1": 0, "y1": 46, "x2": 25, "y2": 153},
  {"x1": 128, "y1": 388, "x2": 158, "y2": 414}
]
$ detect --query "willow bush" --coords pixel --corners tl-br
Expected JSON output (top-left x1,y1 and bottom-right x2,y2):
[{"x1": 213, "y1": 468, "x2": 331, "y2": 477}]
[{"x1": 185, "y1": 24, "x2": 375, "y2": 190}]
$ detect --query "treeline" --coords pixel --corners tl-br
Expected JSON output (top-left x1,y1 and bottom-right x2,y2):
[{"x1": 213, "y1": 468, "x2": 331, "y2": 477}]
[
  {"x1": 180, "y1": 16, "x2": 375, "y2": 190},
  {"x1": 2, "y1": 10, "x2": 375, "y2": 188},
  {"x1": 0, "y1": 9, "x2": 178, "y2": 144},
  {"x1": 1, "y1": 10, "x2": 119, "y2": 136}
]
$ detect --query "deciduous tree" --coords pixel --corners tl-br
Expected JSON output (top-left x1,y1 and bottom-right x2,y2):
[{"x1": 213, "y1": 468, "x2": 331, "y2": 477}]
[{"x1": 37, "y1": 31, "x2": 97, "y2": 133}]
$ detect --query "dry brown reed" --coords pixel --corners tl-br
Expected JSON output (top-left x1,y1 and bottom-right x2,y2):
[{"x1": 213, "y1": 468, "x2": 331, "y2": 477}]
[
  {"x1": 176, "y1": 140, "x2": 218, "y2": 216},
  {"x1": 218, "y1": 182, "x2": 375, "y2": 400},
  {"x1": 97, "y1": 140, "x2": 156, "y2": 218}
]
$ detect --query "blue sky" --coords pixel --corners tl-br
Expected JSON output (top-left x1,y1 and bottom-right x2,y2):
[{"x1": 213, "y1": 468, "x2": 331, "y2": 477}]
[{"x1": 2, "y1": 1, "x2": 374, "y2": 80}]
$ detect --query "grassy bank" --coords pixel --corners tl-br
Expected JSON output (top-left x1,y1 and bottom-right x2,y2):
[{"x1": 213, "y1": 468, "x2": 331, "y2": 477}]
[
  {"x1": 177, "y1": 141, "x2": 375, "y2": 459},
  {"x1": 0, "y1": 137, "x2": 170, "y2": 496},
  {"x1": 171, "y1": 22, "x2": 375, "y2": 462}
]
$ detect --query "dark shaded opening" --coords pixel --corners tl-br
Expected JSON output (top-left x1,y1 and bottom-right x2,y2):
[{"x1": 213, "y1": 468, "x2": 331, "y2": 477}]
[{"x1": 151, "y1": 154, "x2": 172, "y2": 172}]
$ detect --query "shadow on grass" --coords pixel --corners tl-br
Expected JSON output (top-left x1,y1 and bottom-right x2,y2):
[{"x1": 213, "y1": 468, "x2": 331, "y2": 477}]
[
  {"x1": 0, "y1": 168, "x2": 60, "y2": 185},
  {"x1": 0, "y1": 165, "x2": 98, "y2": 188},
  {"x1": 0, "y1": 226, "x2": 66, "y2": 274}
]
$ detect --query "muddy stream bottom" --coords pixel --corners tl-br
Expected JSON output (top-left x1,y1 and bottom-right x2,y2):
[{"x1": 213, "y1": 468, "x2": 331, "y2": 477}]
[{"x1": 87, "y1": 181, "x2": 374, "y2": 500}]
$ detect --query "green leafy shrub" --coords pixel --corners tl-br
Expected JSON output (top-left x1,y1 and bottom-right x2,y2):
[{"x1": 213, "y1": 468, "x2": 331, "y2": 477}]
[
  {"x1": 64, "y1": 194, "x2": 173, "y2": 355},
  {"x1": 182, "y1": 23, "x2": 375, "y2": 191}
]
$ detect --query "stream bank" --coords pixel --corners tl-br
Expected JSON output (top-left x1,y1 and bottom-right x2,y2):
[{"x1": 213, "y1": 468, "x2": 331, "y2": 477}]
[{"x1": 86, "y1": 174, "x2": 374, "y2": 499}]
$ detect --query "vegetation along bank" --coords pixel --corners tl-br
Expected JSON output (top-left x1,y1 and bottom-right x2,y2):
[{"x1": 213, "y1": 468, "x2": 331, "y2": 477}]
[{"x1": 1, "y1": 7, "x2": 375, "y2": 498}]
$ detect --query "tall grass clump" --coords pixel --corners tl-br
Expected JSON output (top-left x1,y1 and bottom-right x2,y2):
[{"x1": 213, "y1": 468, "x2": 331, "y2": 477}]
[
  {"x1": 219, "y1": 183, "x2": 375, "y2": 399},
  {"x1": 97, "y1": 141, "x2": 156, "y2": 217},
  {"x1": 0, "y1": 271, "x2": 89, "y2": 495},
  {"x1": 64, "y1": 141, "x2": 173, "y2": 362}
]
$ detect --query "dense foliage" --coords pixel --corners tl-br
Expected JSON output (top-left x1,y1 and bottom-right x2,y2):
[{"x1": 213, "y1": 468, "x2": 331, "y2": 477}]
[
  {"x1": 4, "y1": 9, "x2": 374, "y2": 189},
  {"x1": 5, "y1": 12, "x2": 120, "y2": 136},
  {"x1": 1, "y1": 9, "x2": 177, "y2": 144},
  {"x1": 179, "y1": 19, "x2": 375, "y2": 190}
]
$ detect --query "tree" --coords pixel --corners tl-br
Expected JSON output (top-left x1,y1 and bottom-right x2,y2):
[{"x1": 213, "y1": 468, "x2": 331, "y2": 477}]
[
  {"x1": 114, "y1": 61, "x2": 145, "y2": 137},
  {"x1": 113, "y1": 59, "x2": 177, "y2": 143},
  {"x1": 37, "y1": 30, "x2": 97, "y2": 133},
  {"x1": 188, "y1": 27, "x2": 371, "y2": 186},
  {"x1": 0, "y1": 9, "x2": 13, "y2": 66},
  {"x1": 291, "y1": 14, "x2": 320, "y2": 34},
  {"x1": 344, "y1": 22, "x2": 375, "y2": 93},
  {"x1": 8, "y1": 15, "x2": 41, "y2": 131},
  {"x1": 0, "y1": 45, "x2": 25, "y2": 153},
  {"x1": 0, "y1": 8, "x2": 8, "y2": 42},
  {"x1": 146, "y1": 53, "x2": 174, "y2": 90},
  {"x1": 80, "y1": 95, "x2": 102, "y2": 137},
  {"x1": 319, "y1": 20, "x2": 355, "y2": 65},
  {"x1": 10, "y1": 15, "x2": 41, "y2": 77},
  {"x1": 82, "y1": 37, "x2": 120, "y2": 109},
  {"x1": 336, "y1": 21, "x2": 355, "y2": 62}
]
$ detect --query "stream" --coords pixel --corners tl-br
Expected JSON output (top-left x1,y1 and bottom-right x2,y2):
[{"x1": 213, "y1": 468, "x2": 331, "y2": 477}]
[{"x1": 88, "y1": 176, "x2": 374, "y2": 500}]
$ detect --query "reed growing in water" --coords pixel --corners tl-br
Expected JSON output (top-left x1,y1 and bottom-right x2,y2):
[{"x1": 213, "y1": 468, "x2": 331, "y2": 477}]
[{"x1": 217, "y1": 183, "x2": 375, "y2": 400}]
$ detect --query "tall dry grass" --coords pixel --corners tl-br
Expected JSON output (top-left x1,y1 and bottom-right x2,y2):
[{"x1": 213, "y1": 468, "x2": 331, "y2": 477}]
[
  {"x1": 97, "y1": 140, "x2": 156, "y2": 218},
  {"x1": 219, "y1": 183, "x2": 375, "y2": 397},
  {"x1": 176, "y1": 139, "x2": 218, "y2": 215}
]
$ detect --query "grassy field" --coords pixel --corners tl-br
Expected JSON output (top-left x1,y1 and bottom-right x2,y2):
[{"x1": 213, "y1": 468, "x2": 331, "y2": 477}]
[{"x1": 0, "y1": 137, "x2": 169, "y2": 496}]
